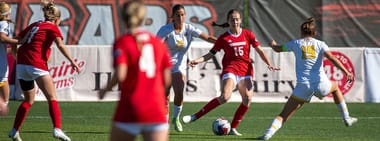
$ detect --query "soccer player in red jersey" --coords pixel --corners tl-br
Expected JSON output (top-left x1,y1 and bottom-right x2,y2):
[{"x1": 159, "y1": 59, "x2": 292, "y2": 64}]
[
  {"x1": 182, "y1": 9, "x2": 279, "y2": 136},
  {"x1": 8, "y1": 1, "x2": 79, "y2": 141},
  {"x1": 98, "y1": 0, "x2": 172, "y2": 141}
]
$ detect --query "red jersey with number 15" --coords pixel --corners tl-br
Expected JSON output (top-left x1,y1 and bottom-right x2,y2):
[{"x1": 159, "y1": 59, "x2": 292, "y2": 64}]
[
  {"x1": 17, "y1": 21, "x2": 63, "y2": 71},
  {"x1": 112, "y1": 29, "x2": 172, "y2": 123},
  {"x1": 211, "y1": 29, "x2": 260, "y2": 77}
]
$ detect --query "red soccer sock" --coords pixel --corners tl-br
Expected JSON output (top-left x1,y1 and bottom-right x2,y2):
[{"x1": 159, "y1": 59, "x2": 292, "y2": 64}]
[
  {"x1": 13, "y1": 101, "x2": 32, "y2": 130},
  {"x1": 194, "y1": 98, "x2": 221, "y2": 119},
  {"x1": 48, "y1": 100, "x2": 61, "y2": 129},
  {"x1": 231, "y1": 103, "x2": 249, "y2": 128}
]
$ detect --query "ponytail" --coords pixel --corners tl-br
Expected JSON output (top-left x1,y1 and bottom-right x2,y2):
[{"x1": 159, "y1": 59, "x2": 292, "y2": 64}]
[
  {"x1": 41, "y1": 0, "x2": 61, "y2": 21},
  {"x1": 212, "y1": 22, "x2": 229, "y2": 28},
  {"x1": 121, "y1": 0, "x2": 146, "y2": 32},
  {"x1": 212, "y1": 9, "x2": 241, "y2": 28}
]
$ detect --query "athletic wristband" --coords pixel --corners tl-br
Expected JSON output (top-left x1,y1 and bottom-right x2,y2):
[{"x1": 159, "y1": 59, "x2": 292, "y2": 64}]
[{"x1": 281, "y1": 45, "x2": 287, "y2": 52}]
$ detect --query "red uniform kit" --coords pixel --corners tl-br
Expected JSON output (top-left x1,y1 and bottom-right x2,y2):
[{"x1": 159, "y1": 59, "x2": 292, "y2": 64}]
[
  {"x1": 17, "y1": 21, "x2": 63, "y2": 71},
  {"x1": 112, "y1": 30, "x2": 172, "y2": 123},
  {"x1": 211, "y1": 29, "x2": 260, "y2": 77}
]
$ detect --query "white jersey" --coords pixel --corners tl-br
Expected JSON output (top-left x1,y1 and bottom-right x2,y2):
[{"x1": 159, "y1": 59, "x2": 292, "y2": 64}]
[
  {"x1": 156, "y1": 23, "x2": 202, "y2": 73},
  {"x1": 284, "y1": 37, "x2": 329, "y2": 84},
  {"x1": 0, "y1": 21, "x2": 10, "y2": 82}
]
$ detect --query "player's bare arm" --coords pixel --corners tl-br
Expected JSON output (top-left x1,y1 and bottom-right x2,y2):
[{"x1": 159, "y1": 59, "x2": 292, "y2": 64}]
[
  {"x1": 163, "y1": 68, "x2": 172, "y2": 94},
  {"x1": 269, "y1": 39, "x2": 284, "y2": 53},
  {"x1": 0, "y1": 32, "x2": 18, "y2": 44},
  {"x1": 98, "y1": 64, "x2": 127, "y2": 99},
  {"x1": 324, "y1": 51, "x2": 354, "y2": 82},
  {"x1": 255, "y1": 45, "x2": 280, "y2": 71},
  {"x1": 189, "y1": 52, "x2": 214, "y2": 67},
  {"x1": 55, "y1": 37, "x2": 80, "y2": 73},
  {"x1": 199, "y1": 33, "x2": 217, "y2": 43}
]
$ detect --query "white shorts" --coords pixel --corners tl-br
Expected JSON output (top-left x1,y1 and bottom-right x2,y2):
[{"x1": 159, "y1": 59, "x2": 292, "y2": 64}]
[
  {"x1": 113, "y1": 122, "x2": 169, "y2": 135},
  {"x1": 292, "y1": 80, "x2": 332, "y2": 102},
  {"x1": 222, "y1": 73, "x2": 252, "y2": 86},
  {"x1": 16, "y1": 64, "x2": 50, "y2": 81}
]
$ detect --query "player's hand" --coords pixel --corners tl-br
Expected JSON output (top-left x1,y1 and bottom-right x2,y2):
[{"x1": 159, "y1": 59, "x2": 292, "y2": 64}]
[
  {"x1": 188, "y1": 60, "x2": 199, "y2": 68},
  {"x1": 270, "y1": 39, "x2": 277, "y2": 47},
  {"x1": 71, "y1": 63, "x2": 81, "y2": 73},
  {"x1": 98, "y1": 89, "x2": 107, "y2": 100},
  {"x1": 346, "y1": 73, "x2": 354, "y2": 83},
  {"x1": 268, "y1": 65, "x2": 281, "y2": 71}
]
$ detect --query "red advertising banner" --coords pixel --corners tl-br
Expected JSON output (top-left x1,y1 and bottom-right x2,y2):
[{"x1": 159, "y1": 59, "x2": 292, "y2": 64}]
[{"x1": 7, "y1": 0, "x2": 380, "y2": 46}]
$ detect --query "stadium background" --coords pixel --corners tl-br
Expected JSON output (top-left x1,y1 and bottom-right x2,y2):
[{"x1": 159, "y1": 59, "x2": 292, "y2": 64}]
[{"x1": 5, "y1": 0, "x2": 380, "y2": 102}]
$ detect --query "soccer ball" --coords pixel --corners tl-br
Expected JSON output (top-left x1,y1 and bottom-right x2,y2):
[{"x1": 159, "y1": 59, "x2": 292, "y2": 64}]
[{"x1": 212, "y1": 117, "x2": 231, "y2": 135}]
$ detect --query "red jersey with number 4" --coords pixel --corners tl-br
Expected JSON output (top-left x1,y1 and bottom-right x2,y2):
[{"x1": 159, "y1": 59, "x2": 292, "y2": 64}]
[
  {"x1": 211, "y1": 29, "x2": 260, "y2": 77},
  {"x1": 112, "y1": 30, "x2": 172, "y2": 123},
  {"x1": 17, "y1": 21, "x2": 63, "y2": 71}
]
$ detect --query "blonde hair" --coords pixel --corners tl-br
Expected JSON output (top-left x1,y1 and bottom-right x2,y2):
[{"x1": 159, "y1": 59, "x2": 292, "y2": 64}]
[
  {"x1": 121, "y1": 0, "x2": 146, "y2": 30},
  {"x1": 41, "y1": 0, "x2": 61, "y2": 21},
  {"x1": 0, "y1": 2, "x2": 11, "y2": 22}
]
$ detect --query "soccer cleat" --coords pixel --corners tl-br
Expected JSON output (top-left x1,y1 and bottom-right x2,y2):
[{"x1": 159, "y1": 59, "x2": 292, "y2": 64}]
[
  {"x1": 258, "y1": 129, "x2": 276, "y2": 140},
  {"x1": 182, "y1": 115, "x2": 196, "y2": 124},
  {"x1": 53, "y1": 128, "x2": 71, "y2": 141},
  {"x1": 8, "y1": 128, "x2": 22, "y2": 141},
  {"x1": 344, "y1": 117, "x2": 358, "y2": 127},
  {"x1": 228, "y1": 128, "x2": 242, "y2": 136},
  {"x1": 172, "y1": 118, "x2": 183, "y2": 132},
  {"x1": 257, "y1": 134, "x2": 273, "y2": 140}
]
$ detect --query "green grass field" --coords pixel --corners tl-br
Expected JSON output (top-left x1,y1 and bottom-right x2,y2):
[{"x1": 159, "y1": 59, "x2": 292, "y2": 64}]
[{"x1": 1, "y1": 101, "x2": 379, "y2": 141}]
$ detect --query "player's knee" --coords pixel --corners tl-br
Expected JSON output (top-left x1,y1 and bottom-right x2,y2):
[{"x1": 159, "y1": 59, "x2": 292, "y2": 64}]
[
  {"x1": 218, "y1": 95, "x2": 230, "y2": 103},
  {"x1": 19, "y1": 79, "x2": 35, "y2": 91},
  {"x1": 241, "y1": 95, "x2": 252, "y2": 104}
]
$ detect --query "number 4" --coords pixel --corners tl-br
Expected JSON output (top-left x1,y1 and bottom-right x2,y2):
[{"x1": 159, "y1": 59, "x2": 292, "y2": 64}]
[{"x1": 139, "y1": 44, "x2": 156, "y2": 78}]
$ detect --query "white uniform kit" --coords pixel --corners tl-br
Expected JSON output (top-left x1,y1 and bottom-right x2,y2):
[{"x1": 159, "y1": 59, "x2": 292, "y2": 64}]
[
  {"x1": 157, "y1": 23, "x2": 202, "y2": 74},
  {"x1": 0, "y1": 21, "x2": 10, "y2": 83},
  {"x1": 283, "y1": 37, "x2": 332, "y2": 101}
]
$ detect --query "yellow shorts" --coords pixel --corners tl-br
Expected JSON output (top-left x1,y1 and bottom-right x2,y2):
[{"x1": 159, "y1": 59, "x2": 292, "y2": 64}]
[{"x1": 0, "y1": 81, "x2": 7, "y2": 87}]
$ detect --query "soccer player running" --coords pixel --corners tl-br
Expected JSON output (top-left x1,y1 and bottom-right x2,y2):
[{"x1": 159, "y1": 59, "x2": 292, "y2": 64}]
[
  {"x1": 0, "y1": 2, "x2": 22, "y2": 115},
  {"x1": 183, "y1": 9, "x2": 279, "y2": 136},
  {"x1": 156, "y1": 4, "x2": 217, "y2": 132},
  {"x1": 8, "y1": 1, "x2": 79, "y2": 141},
  {"x1": 98, "y1": 0, "x2": 172, "y2": 141},
  {"x1": 258, "y1": 17, "x2": 357, "y2": 140}
]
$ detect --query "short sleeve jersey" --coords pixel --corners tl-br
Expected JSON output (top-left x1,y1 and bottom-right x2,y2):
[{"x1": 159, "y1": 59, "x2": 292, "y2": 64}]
[
  {"x1": 284, "y1": 37, "x2": 329, "y2": 83},
  {"x1": 211, "y1": 29, "x2": 260, "y2": 77},
  {"x1": 0, "y1": 21, "x2": 11, "y2": 81},
  {"x1": 17, "y1": 21, "x2": 63, "y2": 71},
  {"x1": 156, "y1": 23, "x2": 202, "y2": 72},
  {"x1": 112, "y1": 29, "x2": 172, "y2": 123}
]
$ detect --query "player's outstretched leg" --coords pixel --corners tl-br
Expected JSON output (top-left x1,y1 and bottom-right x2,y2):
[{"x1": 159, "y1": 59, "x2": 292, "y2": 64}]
[
  {"x1": 182, "y1": 98, "x2": 221, "y2": 124},
  {"x1": 330, "y1": 81, "x2": 358, "y2": 127}
]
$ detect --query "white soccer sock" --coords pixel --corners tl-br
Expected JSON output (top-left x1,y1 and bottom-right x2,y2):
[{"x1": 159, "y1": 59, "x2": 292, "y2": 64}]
[
  {"x1": 265, "y1": 118, "x2": 282, "y2": 135},
  {"x1": 173, "y1": 105, "x2": 183, "y2": 119},
  {"x1": 337, "y1": 101, "x2": 350, "y2": 119}
]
